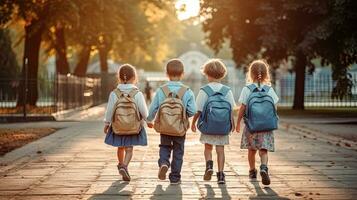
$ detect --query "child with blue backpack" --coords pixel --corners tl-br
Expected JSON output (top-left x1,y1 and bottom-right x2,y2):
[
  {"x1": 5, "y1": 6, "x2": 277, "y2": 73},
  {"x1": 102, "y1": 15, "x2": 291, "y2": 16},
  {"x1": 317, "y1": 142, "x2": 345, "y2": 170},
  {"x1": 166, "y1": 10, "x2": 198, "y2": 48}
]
[
  {"x1": 191, "y1": 59, "x2": 236, "y2": 184},
  {"x1": 236, "y1": 60, "x2": 279, "y2": 185}
]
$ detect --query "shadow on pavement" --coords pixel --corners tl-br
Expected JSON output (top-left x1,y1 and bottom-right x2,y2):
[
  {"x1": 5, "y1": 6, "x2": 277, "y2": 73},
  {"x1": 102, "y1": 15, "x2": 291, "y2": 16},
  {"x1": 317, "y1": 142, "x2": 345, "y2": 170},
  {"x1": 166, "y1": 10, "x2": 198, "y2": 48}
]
[
  {"x1": 87, "y1": 180, "x2": 130, "y2": 200},
  {"x1": 249, "y1": 180, "x2": 290, "y2": 200},
  {"x1": 204, "y1": 183, "x2": 231, "y2": 199},
  {"x1": 150, "y1": 184, "x2": 183, "y2": 200}
]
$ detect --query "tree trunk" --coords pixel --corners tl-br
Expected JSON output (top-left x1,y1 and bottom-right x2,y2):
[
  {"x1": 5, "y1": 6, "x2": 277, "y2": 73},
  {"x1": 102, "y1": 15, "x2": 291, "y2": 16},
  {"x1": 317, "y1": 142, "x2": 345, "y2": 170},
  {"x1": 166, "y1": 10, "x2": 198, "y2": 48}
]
[
  {"x1": 55, "y1": 26, "x2": 70, "y2": 75},
  {"x1": 17, "y1": 21, "x2": 44, "y2": 107},
  {"x1": 74, "y1": 45, "x2": 91, "y2": 77},
  {"x1": 292, "y1": 50, "x2": 306, "y2": 110},
  {"x1": 99, "y1": 46, "x2": 109, "y2": 73}
]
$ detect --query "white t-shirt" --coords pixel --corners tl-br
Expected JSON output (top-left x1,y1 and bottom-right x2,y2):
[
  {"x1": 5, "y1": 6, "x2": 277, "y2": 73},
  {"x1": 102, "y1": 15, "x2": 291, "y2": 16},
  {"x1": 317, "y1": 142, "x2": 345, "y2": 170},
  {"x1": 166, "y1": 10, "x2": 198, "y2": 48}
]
[
  {"x1": 238, "y1": 83, "x2": 279, "y2": 105},
  {"x1": 196, "y1": 82, "x2": 236, "y2": 112}
]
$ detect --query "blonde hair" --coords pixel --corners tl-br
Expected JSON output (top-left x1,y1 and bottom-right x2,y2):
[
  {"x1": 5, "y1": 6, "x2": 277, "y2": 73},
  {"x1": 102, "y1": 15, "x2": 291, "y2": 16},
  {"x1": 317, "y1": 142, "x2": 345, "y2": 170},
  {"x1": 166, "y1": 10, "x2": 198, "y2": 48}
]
[
  {"x1": 117, "y1": 64, "x2": 137, "y2": 84},
  {"x1": 246, "y1": 60, "x2": 271, "y2": 86},
  {"x1": 202, "y1": 59, "x2": 227, "y2": 80}
]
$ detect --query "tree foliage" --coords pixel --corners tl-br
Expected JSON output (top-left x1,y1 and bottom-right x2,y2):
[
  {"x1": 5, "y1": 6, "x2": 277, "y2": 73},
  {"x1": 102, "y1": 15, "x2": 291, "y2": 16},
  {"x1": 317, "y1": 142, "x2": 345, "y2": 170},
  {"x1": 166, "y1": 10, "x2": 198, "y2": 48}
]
[
  {"x1": 0, "y1": 0, "x2": 178, "y2": 105},
  {"x1": 200, "y1": 0, "x2": 357, "y2": 109}
]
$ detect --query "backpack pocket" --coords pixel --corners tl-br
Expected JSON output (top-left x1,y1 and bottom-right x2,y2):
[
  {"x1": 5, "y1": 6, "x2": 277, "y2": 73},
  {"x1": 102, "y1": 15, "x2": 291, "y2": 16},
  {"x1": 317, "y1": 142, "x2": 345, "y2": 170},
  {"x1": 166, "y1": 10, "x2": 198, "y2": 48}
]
[{"x1": 199, "y1": 104, "x2": 232, "y2": 135}]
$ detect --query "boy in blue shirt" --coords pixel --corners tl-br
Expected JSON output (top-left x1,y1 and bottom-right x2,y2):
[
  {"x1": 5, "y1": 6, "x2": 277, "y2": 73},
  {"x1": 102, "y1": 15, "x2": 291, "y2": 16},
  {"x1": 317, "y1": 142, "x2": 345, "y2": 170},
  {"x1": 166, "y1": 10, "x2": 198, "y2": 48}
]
[{"x1": 147, "y1": 59, "x2": 196, "y2": 184}]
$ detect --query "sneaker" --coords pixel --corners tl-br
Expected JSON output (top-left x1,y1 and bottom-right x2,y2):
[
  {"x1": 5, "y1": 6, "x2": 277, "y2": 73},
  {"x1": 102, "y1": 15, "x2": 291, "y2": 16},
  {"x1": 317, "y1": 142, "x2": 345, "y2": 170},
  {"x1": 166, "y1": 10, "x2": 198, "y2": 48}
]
[
  {"x1": 158, "y1": 164, "x2": 169, "y2": 180},
  {"x1": 118, "y1": 165, "x2": 131, "y2": 181},
  {"x1": 216, "y1": 171, "x2": 226, "y2": 184},
  {"x1": 260, "y1": 164, "x2": 271, "y2": 185},
  {"x1": 249, "y1": 169, "x2": 257, "y2": 179},
  {"x1": 203, "y1": 160, "x2": 214, "y2": 181},
  {"x1": 170, "y1": 179, "x2": 181, "y2": 185}
]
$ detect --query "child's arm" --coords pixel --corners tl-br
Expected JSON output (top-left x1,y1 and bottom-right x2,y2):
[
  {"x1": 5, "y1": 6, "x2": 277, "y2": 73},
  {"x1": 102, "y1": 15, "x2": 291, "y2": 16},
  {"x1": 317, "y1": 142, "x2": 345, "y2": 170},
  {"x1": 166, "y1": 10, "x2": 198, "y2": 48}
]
[
  {"x1": 185, "y1": 89, "x2": 197, "y2": 118},
  {"x1": 191, "y1": 111, "x2": 201, "y2": 132},
  {"x1": 136, "y1": 91, "x2": 149, "y2": 119},
  {"x1": 236, "y1": 104, "x2": 246, "y2": 133},
  {"x1": 147, "y1": 88, "x2": 161, "y2": 128},
  {"x1": 103, "y1": 92, "x2": 116, "y2": 133}
]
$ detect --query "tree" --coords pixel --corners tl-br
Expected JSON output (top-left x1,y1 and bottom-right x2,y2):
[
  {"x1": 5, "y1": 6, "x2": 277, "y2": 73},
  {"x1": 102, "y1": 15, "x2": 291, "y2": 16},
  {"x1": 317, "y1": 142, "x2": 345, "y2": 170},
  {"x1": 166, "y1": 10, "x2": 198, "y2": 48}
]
[
  {"x1": 0, "y1": 28, "x2": 19, "y2": 99},
  {"x1": 200, "y1": 0, "x2": 357, "y2": 109},
  {"x1": 0, "y1": 0, "x2": 77, "y2": 105}
]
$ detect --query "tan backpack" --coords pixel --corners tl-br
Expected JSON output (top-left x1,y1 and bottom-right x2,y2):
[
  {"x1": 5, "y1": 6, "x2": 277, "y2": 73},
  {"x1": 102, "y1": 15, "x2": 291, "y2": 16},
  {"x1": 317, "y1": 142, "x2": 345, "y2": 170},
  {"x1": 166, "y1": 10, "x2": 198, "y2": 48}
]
[
  {"x1": 154, "y1": 85, "x2": 189, "y2": 136},
  {"x1": 111, "y1": 88, "x2": 141, "y2": 135}
]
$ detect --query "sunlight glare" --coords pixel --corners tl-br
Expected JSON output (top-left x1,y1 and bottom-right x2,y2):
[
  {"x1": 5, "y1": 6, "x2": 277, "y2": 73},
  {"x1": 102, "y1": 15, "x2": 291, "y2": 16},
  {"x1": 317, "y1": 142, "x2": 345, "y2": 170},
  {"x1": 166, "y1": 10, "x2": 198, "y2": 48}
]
[{"x1": 176, "y1": 0, "x2": 200, "y2": 21}]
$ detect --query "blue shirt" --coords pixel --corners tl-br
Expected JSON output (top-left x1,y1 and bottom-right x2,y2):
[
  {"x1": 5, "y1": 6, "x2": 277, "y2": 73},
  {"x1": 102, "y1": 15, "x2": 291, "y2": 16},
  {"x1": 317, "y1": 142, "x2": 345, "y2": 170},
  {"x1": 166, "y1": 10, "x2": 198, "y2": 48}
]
[{"x1": 147, "y1": 81, "x2": 197, "y2": 122}]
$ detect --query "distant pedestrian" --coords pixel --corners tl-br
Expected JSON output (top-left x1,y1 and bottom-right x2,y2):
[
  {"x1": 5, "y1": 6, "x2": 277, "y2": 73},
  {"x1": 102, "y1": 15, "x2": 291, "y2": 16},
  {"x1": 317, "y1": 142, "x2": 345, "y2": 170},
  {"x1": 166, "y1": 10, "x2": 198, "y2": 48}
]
[
  {"x1": 191, "y1": 59, "x2": 236, "y2": 184},
  {"x1": 147, "y1": 59, "x2": 196, "y2": 185},
  {"x1": 144, "y1": 81, "x2": 152, "y2": 104},
  {"x1": 236, "y1": 60, "x2": 279, "y2": 185},
  {"x1": 103, "y1": 64, "x2": 148, "y2": 182}
]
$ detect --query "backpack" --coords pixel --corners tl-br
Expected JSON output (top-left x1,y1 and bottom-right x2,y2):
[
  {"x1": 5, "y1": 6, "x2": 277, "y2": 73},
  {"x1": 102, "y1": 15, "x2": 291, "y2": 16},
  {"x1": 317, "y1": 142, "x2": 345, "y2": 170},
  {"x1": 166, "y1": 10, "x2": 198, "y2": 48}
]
[
  {"x1": 197, "y1": 85, "x2": 234, "y2": 135},
  {"x1": 111, "y1": 88, "x2": 142, "y2": 135},
  {"x1": 154, "y1": 85, "x2": 189, "y2": 137},
  {"x1": 243, "y1": 84, "x2": 278, "y2": 133}
]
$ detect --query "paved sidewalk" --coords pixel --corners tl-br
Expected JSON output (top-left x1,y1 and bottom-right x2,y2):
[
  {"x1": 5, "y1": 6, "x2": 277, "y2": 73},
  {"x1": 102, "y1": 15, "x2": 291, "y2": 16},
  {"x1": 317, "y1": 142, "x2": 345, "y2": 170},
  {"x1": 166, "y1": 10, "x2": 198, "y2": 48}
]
[{"x1": 1, "y1": 109, "x2": 357, "y2": 199}]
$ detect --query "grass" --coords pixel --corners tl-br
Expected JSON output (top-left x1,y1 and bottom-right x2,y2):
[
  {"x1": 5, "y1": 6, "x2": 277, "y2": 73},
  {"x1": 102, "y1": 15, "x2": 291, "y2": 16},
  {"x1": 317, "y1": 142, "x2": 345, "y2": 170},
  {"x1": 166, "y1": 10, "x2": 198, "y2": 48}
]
[
  {"x1": 0, "y1": 106, "x2": 55, "y2": 115},
  {"x1": 0, "y1": 128, "x2": 56, "y2": 156}
]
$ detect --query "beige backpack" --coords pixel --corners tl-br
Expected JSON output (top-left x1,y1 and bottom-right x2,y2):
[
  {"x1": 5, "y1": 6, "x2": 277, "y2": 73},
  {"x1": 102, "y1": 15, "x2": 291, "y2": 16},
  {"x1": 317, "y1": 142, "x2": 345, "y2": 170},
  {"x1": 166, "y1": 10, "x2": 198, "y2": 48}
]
[
  {"x1": 111, "y1": 88, "x2": 141, "y2": 135},
  {"x1": 154, "y1": 85, "x2": 189, "y2": 136}
]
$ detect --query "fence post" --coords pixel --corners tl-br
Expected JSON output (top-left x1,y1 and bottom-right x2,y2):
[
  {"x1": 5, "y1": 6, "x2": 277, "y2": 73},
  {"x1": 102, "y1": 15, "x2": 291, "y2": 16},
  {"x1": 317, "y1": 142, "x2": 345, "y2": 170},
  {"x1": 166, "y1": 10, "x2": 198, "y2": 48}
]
[{"x1": 23, "y1": 58, "x2": 28, "y2": 119}]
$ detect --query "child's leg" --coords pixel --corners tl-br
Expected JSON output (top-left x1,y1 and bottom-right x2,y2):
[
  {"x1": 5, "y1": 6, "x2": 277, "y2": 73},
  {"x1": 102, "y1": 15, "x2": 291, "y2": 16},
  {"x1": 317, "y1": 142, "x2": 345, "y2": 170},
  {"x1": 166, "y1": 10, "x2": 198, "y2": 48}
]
[
  {"x1": 204, "y1": 143, "x2": 213, "y2": 161},
  {"x1": 258, "y1": 149, "x2": 268, "y2": 165},
  {"x1": 117, "y1": 147, "x2": 125, "y2": 165},
  {"x1": 123, "y1": 146, "x2": 133, "y2": 166},
  {"x1": 258, "y1": 149, "x2": 270, "y2": 185},
  {"x1": 216, "y1": 145, "x2": 225, "y2": 172},
  {"x1": 248, "y1": 149, "x2": 257, "y2": 170},
  {"x1": 158, "y1": 135, "x2": 172, "y2": 180},
  {"x1": 169, "y1": 136, "x2": 185, "y2": 182},
  {"x1": 158, "y1": 135, "x2": 172, "y2": 167}
]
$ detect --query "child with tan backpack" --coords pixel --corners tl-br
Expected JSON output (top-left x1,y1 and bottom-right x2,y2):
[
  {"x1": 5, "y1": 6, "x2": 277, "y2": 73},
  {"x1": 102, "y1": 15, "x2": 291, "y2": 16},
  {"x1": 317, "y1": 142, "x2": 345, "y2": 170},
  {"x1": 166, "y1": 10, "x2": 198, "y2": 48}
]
[
  {"x1": 147, "y1": 59, "x2": 196, "y2": 185},
  {"x1": 104, "y1": 64, "x2": 148, "y2": 182}
]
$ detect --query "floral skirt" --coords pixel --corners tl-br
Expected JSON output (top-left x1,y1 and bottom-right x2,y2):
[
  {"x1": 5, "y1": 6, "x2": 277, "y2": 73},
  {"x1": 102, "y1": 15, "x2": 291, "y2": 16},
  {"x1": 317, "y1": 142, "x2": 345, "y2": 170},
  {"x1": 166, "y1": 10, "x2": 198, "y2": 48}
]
[{"x1": 240, "y1": 127, "x2": 275, "y2": 152}]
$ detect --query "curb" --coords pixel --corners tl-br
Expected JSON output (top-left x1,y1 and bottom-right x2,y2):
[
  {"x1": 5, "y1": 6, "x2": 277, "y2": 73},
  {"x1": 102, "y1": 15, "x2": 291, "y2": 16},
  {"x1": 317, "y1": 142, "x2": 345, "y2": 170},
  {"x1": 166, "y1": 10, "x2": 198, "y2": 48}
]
[{"x1": 280, "y1": 121, "x2": 357, "y2": 151}]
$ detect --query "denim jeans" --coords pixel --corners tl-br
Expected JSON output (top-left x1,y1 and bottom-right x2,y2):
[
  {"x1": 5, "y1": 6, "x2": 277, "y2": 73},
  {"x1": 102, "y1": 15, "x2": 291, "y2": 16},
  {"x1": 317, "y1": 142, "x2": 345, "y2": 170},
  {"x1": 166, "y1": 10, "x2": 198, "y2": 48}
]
[{"x1": 158, "y1": 134, "x2": 186, "y2": 182}]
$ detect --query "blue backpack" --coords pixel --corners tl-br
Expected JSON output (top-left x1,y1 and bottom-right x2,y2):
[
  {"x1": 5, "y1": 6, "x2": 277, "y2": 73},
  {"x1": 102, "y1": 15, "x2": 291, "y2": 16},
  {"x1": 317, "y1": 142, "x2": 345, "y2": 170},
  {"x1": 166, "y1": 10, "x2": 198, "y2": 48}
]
[
  {"x1": 244, "y1": 84, "x2": 278, "y2": 132},
  {"x1": 198, "y1": 85, "x2": 233, "y2": 135}
]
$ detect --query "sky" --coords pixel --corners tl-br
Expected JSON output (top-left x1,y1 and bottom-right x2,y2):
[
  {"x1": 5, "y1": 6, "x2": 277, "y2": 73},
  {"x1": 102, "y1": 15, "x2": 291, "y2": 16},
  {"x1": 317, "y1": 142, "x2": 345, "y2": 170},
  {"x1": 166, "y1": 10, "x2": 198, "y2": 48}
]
[{"x1": 175, "y1": 0, "x2": 200, "y2": 21}]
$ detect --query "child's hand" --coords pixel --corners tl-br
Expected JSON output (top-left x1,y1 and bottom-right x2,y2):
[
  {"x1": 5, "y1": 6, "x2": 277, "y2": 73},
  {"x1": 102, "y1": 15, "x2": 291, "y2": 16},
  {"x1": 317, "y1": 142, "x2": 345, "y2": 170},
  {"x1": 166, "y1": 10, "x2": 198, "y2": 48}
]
[
  {"x1": 191, "y1": 123, "x2": 197, "y2": 132},
  {"x1": 147, "y1": 122, "x2": 154, "y2": 128},
  {"x1": 104, "y1": 124, "x2": 110, "y2": 134},
  {"x1": 235, "y1": 123, "x2": 241, "y2": 133}
]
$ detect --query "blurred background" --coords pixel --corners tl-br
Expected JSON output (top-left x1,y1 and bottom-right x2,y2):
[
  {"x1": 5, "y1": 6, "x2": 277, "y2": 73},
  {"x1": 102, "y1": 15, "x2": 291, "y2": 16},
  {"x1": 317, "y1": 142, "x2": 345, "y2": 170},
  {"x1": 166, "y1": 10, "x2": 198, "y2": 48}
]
[{"x1": 0, "y1": 0, "x2": 356, "y2": 118}]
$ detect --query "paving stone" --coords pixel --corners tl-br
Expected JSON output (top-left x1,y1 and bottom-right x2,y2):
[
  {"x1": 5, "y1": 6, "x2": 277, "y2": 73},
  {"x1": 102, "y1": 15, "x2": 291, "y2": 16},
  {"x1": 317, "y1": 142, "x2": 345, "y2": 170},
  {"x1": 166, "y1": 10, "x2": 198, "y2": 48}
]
[{"x1": 0, "y1": 113, "x2": 356, "y2": 199}]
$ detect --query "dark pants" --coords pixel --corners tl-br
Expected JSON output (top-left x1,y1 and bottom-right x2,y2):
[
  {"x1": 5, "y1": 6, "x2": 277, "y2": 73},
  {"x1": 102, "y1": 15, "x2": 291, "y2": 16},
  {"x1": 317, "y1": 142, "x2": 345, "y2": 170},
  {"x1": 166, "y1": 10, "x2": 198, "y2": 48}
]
[{"x1": 158, "y1": 134, "x2": 185, "y2": 182}]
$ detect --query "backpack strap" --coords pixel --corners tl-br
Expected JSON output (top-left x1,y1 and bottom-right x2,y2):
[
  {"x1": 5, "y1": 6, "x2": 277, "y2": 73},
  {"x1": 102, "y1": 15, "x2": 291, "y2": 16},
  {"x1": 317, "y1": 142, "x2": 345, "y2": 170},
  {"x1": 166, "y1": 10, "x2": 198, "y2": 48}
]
[
  {"x1": 218, "y1": 86, "x2": 230, "y2": 96},
  {"x1": 246, "y1": 84, "x2": 259, "y2": 92},
  {"x1": 113, "y1": 89, "x2": 123, "y2": 98},
  {"x1": 262, "y1": 85, "x2": 271, "y2": 93},
  {"x1": 128, "y1": 88, "x2": 139, "y2": 98},
  {"x1": 176, "y1": 86, "x2": 188, "y2": 99},
  {"x1": 201, "y1": 85, "x2": 215, "y2": 97},
  {"x1": 161, "y1": 85, "x2": 171, "y2": 97}
]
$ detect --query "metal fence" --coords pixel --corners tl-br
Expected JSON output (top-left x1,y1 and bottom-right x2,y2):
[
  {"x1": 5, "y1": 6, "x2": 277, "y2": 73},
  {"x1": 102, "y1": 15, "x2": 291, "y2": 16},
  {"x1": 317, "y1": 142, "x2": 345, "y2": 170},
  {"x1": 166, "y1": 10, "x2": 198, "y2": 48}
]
[
  {"x1": 0, "y1": 74, "x2": 102, "y2": 116},
  {"x1": 276, "y1": 73, "x2": 357, "y2": 107},
  {"x1": 183, "y1": 72, "x2": 357, "y2": 108}
]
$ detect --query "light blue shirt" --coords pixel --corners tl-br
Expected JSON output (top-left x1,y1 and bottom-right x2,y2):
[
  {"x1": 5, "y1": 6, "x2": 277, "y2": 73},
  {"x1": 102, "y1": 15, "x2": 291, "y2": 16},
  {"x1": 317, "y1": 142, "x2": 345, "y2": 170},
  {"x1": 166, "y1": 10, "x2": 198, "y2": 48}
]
[{"x1": 147, "y1": 81, "x2": 197, "y2": 122}]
